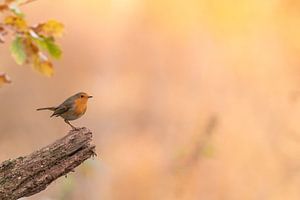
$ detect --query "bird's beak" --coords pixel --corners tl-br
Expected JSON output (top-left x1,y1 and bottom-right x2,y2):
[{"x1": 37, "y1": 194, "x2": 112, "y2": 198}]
[{"x1": 88, "y1": 96, "x2": 93, "y2": 98}]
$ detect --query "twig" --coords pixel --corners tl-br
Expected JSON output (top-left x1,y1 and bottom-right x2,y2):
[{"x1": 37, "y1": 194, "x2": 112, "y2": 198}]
[{"x1": 19, "y1": 0, "x2": 39, "y2": 6}]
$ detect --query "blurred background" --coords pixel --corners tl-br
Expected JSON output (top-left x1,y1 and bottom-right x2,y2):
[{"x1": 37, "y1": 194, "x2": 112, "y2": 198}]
[{"x1": 1, "y1": 0, "x2": 300, "y2": 199}]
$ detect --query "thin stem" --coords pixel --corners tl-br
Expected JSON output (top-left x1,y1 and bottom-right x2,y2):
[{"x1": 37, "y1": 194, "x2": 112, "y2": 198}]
[{"x1": 19, "y1": 0, "x2": 39, "y2": 6}]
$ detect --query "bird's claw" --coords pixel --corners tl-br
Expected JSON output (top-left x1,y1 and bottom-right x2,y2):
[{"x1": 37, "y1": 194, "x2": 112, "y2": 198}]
[{"x1": 71, "y1": 127, "x2": 81, "y2": 131}]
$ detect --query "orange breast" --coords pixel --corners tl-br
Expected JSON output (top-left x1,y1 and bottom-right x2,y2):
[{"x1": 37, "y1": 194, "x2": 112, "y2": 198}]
[{"x1": 74, "y1": 98, "x2": 87, "y2": 115}]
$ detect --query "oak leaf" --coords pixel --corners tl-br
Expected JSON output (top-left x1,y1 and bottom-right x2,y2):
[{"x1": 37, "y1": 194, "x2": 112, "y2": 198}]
[
  {"x1": 4, "y1": 15, "x2": 27, "y2": 32},
  {"x1": 34, "y1": 20, "x2": 64, "y2": 37},
  {"x1": 10, "y1": 36, "x2": 26, "y2": 65},
  {"x1": 33, "y1": 53, "x2": 54, "y2": 77},
  {"x1": 34, "y1": 36, "x2": 62, "y2": 59}
]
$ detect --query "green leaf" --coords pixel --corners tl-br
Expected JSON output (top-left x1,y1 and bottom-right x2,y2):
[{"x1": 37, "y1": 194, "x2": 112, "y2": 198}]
[
  {"x1": 10, "y1": 36, "x2": 26, "y2": 65},
  {"x1": 44, "y1": 38, "x2": 62, "y2": 59},
  {"x1": 35, "y1": 37, "x2": 62, "y2": 59}
]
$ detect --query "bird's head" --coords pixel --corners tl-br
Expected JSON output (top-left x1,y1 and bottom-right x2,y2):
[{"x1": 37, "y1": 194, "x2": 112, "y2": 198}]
[{"x1": 74, "y1": 92, "x2": 93, "y2": 104}]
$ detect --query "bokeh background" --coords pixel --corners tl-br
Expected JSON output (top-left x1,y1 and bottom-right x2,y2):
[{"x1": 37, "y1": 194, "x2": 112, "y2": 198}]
[{"x1": 1, "y1": 0, "x2": 300, "y2": 199}]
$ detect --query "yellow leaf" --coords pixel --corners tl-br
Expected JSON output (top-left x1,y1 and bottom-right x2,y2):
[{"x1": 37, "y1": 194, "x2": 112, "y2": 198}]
[
  {"x1": 0, "y1": 73, "x2": 11, "y2": 87},
  {"x1": 35, "y1": 20, "x2": 64, "y2": 37},
  {"x1": 32, "y1": 54, "x2": 54, "y2": 77},
  {"x1": 38, "y1": 61, "x2": 54, "y2": 77},
  {"x1": 4, "y1": 15, "x2": 27, "y2": 32}
]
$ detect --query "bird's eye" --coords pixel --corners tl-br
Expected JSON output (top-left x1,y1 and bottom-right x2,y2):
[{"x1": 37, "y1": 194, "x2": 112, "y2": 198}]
[{"x1": 81, "y1": 95, "x2": 84, "y2": 98}]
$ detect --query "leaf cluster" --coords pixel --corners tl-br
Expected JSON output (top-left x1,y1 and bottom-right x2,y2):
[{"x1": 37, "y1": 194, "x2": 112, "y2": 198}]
[{"x1": 0, "y1": 0, "x2": 64, "y2": 86}]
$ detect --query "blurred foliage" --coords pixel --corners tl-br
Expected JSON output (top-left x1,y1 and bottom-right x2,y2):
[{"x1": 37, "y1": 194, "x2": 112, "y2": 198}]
[
  {"x1": 0, "y1": 72, "x2": 11, "y2": 86},
  {"x1": 57, "y1": 161, "x2": 95, "y2": 200},
  {"x1": 58, "y1": 175, "x2": 75, "y2": 200},
  {"x1": 174, "y1": 116, "x2": 218, "y2": 172},
  {"x1": 0, "y1": 0, "x2": 64, "y2": 87}
]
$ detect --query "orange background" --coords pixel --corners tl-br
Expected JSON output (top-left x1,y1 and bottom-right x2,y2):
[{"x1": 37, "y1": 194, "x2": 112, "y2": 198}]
[{"x1": 1, "y1": 0, "x2": 300, "y2": 199}]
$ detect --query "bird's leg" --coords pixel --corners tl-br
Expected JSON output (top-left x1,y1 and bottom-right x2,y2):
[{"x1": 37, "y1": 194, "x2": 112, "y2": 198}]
[{"x1": 64, "y1": 119, "x2": 77, "y2": 130}]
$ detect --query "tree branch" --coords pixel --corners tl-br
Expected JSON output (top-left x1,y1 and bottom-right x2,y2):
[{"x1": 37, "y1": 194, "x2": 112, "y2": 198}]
[{"x1": 0, "y1": 127, "x2": 96, "y2": 200}]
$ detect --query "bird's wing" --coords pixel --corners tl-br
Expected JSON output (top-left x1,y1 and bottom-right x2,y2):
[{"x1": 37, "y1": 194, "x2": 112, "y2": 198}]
[
  {"x1": 50, "y1": 98, "x2": 74, "y2": 117},
  {"x1": 51, "y1": 105, "x2": 70, "y2": 117}
]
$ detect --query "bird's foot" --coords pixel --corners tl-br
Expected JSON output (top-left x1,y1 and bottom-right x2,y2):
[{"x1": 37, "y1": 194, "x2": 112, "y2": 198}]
[{"x1": 71, "y1": 126, "x2": 81, "y2": 131}]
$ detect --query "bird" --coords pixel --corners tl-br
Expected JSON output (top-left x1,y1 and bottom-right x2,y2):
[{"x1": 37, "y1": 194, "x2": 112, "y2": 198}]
[{"x1": 37, "y1": 92, "x2": 93, "y2": 129}]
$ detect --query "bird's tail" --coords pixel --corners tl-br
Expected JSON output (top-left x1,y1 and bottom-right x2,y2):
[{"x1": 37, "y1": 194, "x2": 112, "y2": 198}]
[{"x1": 36, "y1": 107, "x2": 56, "y2": 111}]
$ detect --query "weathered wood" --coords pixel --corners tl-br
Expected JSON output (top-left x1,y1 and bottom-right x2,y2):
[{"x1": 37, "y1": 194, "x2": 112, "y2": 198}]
[{"x1": 0, "y1": 127, "x2": 96, "y2": 200}]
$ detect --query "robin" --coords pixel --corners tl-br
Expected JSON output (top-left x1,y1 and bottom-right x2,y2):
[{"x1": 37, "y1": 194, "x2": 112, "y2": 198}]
[{"x1": 37, "y1": 92, "x2": 93, "y2": 129}]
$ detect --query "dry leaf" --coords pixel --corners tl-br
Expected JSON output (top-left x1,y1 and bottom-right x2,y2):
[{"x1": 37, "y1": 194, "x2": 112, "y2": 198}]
[
  {"x1": 0, "y1": 73, "x2": 11, "y2": 86},
  {"x1": 0, "y1": 4, "x2": 8, "y2": 11}
]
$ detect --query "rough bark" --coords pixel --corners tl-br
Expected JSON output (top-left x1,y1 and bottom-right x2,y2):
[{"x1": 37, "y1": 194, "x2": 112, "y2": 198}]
[{"x1": 0, "y1": 127, "x2": 96, "y2": 200}]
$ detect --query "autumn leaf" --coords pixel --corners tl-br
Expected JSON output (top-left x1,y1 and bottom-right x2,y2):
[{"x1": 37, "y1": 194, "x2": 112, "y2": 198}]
[
  {"x1": 0, "y1": 4, "x2": 8, "y2": 12},
  {"x1": 34, "y1": 60, "x2": 54, "y2": 77},
  {"x1": 34, "y1": 20, "x2": 64, "y2": 38},
  {"x1": 17, "y1": 36, "x2": 55, "y2": 77},
  {"x1": 4, "y1": 15, "x2": 27, "y2": 32},
  {"x1": 23, "y1": 35, "x2": 39, "y2": 56},
  {"x1": 0, "y1": 1, "x2": 64, "y2": 80},
  {"x1": 32, "y1": 53, "x2": 54, "y2": 77},
  {"x1": 0, "y1": 73, "x2": 11, "y2": 86},
  {"x1": 10, "y1": 36, "x2": 27, "y2": 65},
  {"x1": 34, "y1": 36, "x2": 62, "y2": 59}
]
